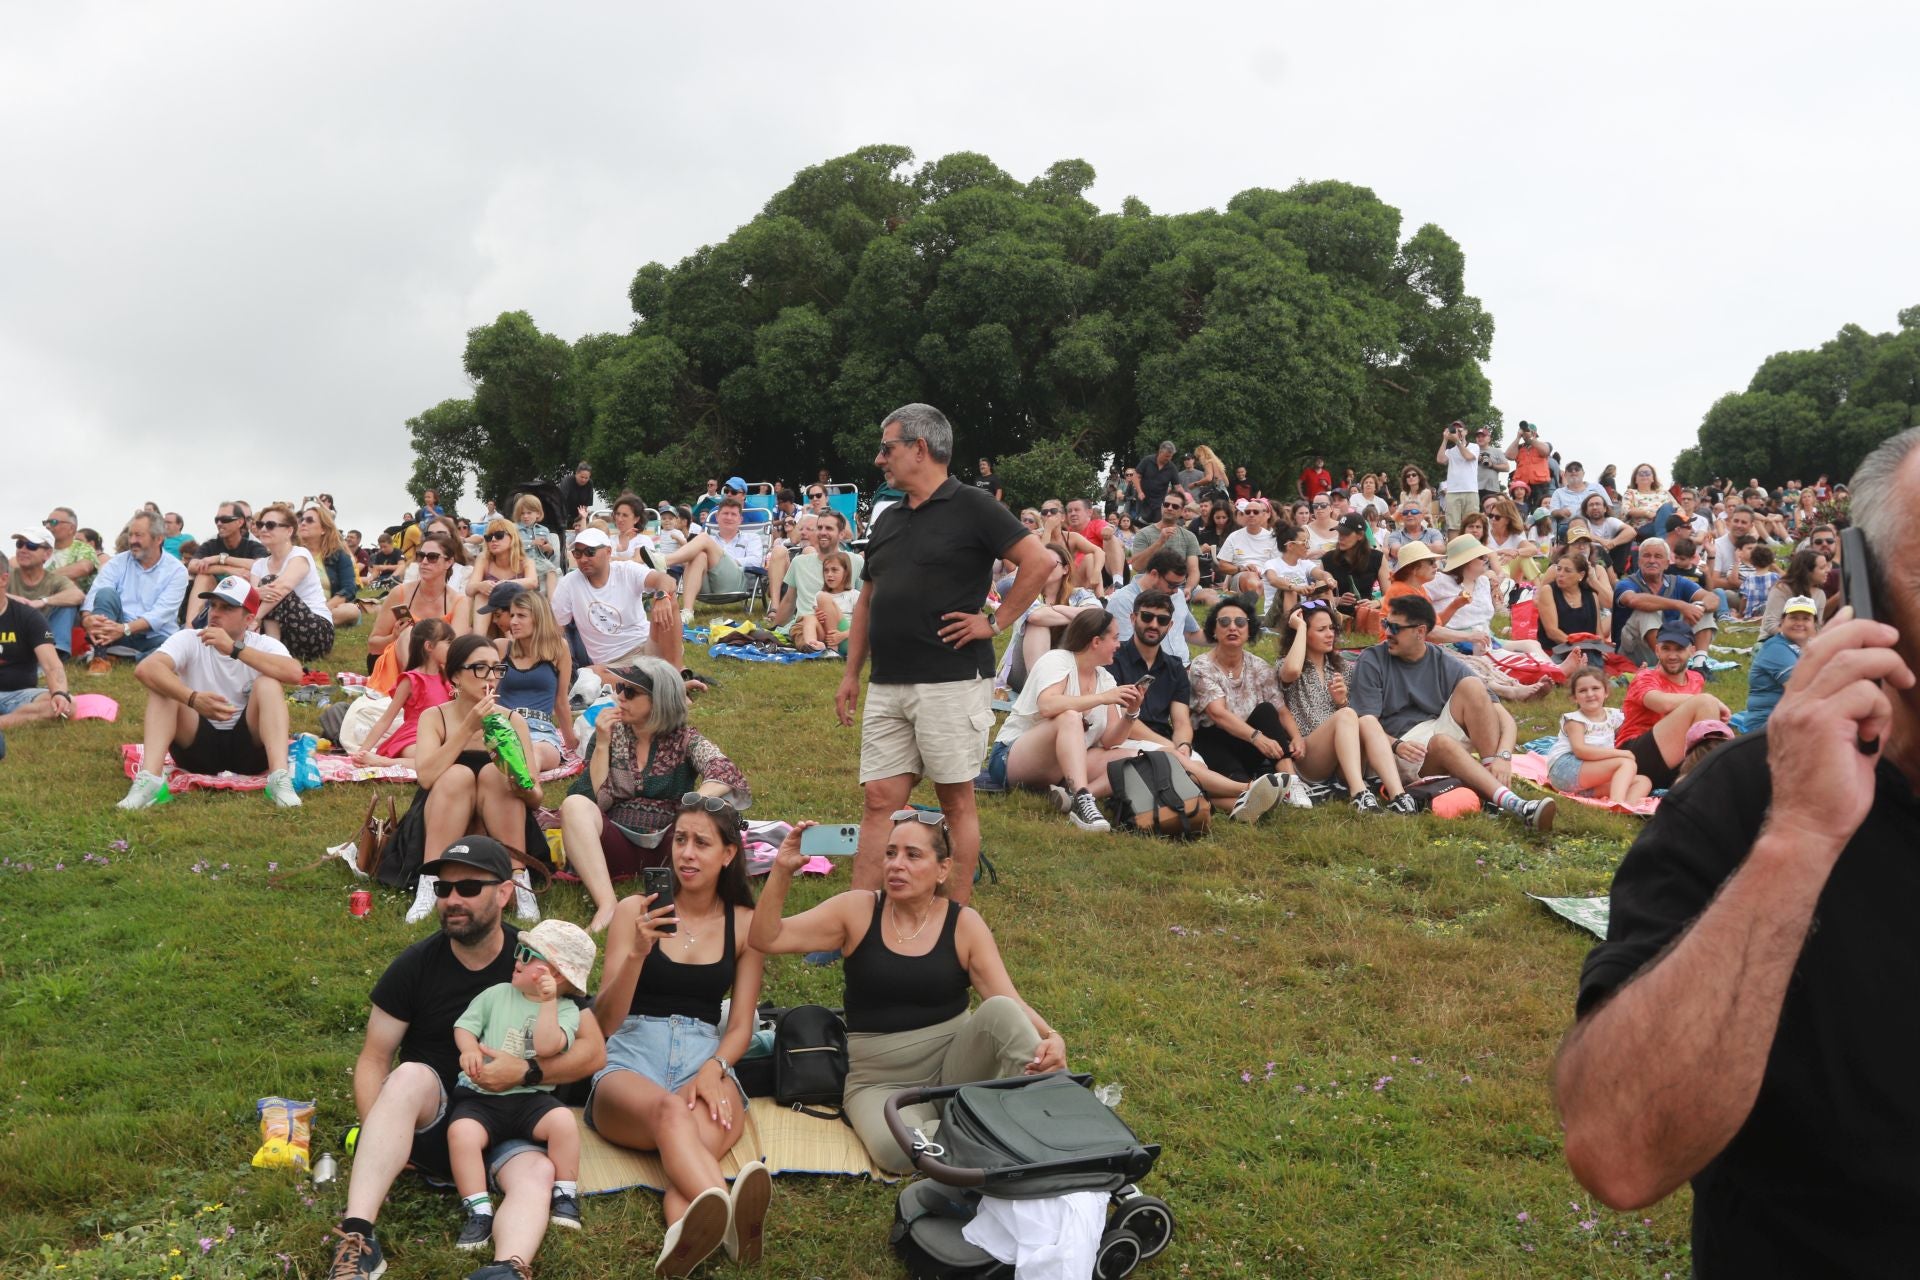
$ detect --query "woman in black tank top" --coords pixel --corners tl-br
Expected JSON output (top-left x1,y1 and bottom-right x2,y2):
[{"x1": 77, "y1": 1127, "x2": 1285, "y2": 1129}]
[
  {"x1": 1537, "y1": 550, "x2": 1615, "y2": 671},
  {"x1": 749, "y1": 811, "x2": 1069, "y2": 1174},
  {"x1": 584, "y1": 800, "x2": 771, "y2": 1275}
]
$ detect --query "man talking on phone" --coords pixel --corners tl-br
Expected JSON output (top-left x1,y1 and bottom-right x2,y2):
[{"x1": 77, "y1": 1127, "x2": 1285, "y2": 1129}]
[{"x1": 1554, "y1": 426, "x2": 1920, "y2": 1276}]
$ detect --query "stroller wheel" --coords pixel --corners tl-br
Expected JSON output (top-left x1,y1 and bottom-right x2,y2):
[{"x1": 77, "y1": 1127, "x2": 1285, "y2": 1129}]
[
  {"x1": 1094, "y1": 1227, "x2": 1145, "y2": 1280},
  {"x1": 1113, "y1": 1194, "x2": 1175, "y2": 1260}
]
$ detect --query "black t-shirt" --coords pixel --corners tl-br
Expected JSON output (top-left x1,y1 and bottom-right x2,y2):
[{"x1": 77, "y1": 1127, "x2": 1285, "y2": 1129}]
[
  {"x1": 1577, "y1": 733, "x2": 1920, "y2": 1276},
  {"x1": 1106, "y1": 641, "x2": 1192, "y2": 740},
  {"x1": 371, "y1": 548, "x2": 404, "y2": 568},
  {"x1": 213, "y1": 534, "x2": 268, "y2": 562},
  {"x1": 861, "y1": 477, "x2": 1030, "y2": 684},
  {"x1": 0, "y1": 599, "x2": 53, "y2": 693},
  {"x1": 970, "y1": 470, "x2": 999, "y2": 497},
  {"x1": 1322, "y1": 548, "x2": 1383, "y2": 602},
  {"x1": 1136, "y1": 455, "x2": 1179, "y2": 509}
]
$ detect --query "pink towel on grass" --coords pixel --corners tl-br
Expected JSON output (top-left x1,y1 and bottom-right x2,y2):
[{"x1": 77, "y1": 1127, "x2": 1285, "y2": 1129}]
[{"x1": 1510, "y1": 752, "x2": 1659, "y2": 816}]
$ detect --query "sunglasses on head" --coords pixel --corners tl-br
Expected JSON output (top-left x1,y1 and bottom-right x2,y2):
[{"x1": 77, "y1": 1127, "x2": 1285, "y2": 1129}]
[
  {"x1": 1299, "y1": 599, "x2": 1331, "y2": 612},
  {"x1": 433, "y1": 878, "x2": 503, "y2": 898},
  {"x1": 890, "y1": 808, "x2": 948, "y2": 829},
  {"x1": 461, "y1": 661, "x2": 508, "y2": 678},
  {"x1": 1136, "y1": 610, "x2": 1172, "y2": 626},
  {"x1": 680, "y1": 792, "x2": 736, "y2": 814}
]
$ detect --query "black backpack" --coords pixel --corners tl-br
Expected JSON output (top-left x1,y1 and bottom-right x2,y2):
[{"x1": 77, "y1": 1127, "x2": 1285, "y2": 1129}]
[
  {"x1": 1105, "y1": 752, "x2": 1211, "y2": 839},
  {"x1": 773, "y1": 1004, "x2": 849, "y2": 1119}
]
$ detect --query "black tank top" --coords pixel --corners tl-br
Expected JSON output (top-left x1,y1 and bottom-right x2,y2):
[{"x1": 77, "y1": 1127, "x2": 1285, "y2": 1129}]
[
  {"x1": 843, "y1": 893, "x2": 970, "y2": 1033},
  {"x1": 633, "y1": 903, "x2": 735, "y2": 1026},
  {"x1": 1549, "y1": 581, "x2": 1599, "y2": 637}
]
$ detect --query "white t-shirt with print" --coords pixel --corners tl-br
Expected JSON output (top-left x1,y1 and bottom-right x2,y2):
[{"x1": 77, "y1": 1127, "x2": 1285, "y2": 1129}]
[
  {"x1": 252, "y1": 547, "x2": 330, "y2": 616},
  {"x1": 995, "y1": 648, "x2": 1114, "y2": 749},
  {"x1": 158, "y1": 627, "x2": 291, "y2": 730},
  {"x1": 1219, "y1": 528, "x2": 1278, "y2": 569},
  {"x1": 551, "y1": 560, "x2": 656, "y2": 665}
]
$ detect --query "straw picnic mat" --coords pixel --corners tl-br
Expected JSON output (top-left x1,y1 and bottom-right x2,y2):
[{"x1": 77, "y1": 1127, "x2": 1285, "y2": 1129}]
[{"x1": 579, "y1": 1100, "x2": 899, "y2": 1196}]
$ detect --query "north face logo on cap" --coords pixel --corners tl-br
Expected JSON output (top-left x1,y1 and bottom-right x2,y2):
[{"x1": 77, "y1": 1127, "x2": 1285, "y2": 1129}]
[{"x1": 449, "y1": 844, "x2": 469, "y2": 854}]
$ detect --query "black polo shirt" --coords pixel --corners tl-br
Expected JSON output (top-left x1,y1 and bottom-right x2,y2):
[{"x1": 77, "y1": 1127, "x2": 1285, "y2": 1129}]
[
  {"x1": 1577, "y1": 732, "x2": 1920, "y2": 1276},
  {"x1": 1135, "y1": 454, "x2": 1179, "y2": 511},
  {"x1": 1105, "y1": 640, "x2": 1191, "y2": 741},
  {"x1": 861, "y1": 476, "x2": 1030, "y2": 685}
]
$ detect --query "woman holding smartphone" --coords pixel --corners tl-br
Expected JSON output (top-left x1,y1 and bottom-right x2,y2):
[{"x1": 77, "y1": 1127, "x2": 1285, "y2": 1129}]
[{"x1": 587, "y1": 796, "x2": 772, "y2": 1277}]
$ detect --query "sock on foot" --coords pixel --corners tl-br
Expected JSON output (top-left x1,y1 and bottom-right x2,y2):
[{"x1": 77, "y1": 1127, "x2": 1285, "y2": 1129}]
[
  {"x1": 553, "y1": 1181, "x2": 577, "y2": 1199},
  {"x1": 462, "y1": 1194, "x2": 493, "y2": 1216},
  {"x1": 341, "y1": 1217, "x2": 377, "y2": 1240},
  {"x1": 1492, "y1": 786, "x2": 1525, "y2": 814}
]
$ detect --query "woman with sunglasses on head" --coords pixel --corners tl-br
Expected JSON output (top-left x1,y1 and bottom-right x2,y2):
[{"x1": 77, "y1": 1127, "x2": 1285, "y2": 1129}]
[
  {"x1": 468, "y1": 517, "x2": 539, "y2": 635},
  {"x1": 587, "y1": 796, "x2": 772, "y2": 1277},
  {"x1": 751, "y1": 811, "x2": 1067, "y2": 1175},
  {"x1": 368, "y1": 530, "x2": 473, "y2": 692},
  {"x1": 488, "y1": 586, "x2": 577, "y2": 773},
  {"x1": 296, "y1": 502, "x2": 362, "y2": 628},
  {"x1": 247, "y1": 501, "x2": 336, "y2": 662},
  {"x1": 384, "y1": 634, "x2": 552, "y2": 909},
  {"x1": 559, "y1": 657, "x2": 748, "y2": 934},
  {"x1": 1619, "y1": 462, "x2": 1667, "y2": 542},
  {"x1": 1188, "y1": 599, "x2": 1314, "y2": 806},
  {"x1": 1278, "y1": 603, "x2": 1415, "y2": 813}
]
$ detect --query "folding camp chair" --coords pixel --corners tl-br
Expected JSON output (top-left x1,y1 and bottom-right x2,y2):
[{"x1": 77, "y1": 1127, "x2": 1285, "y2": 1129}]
[
  {"x1": 826, "y1": 483, "x2": 860, "y2": 537},
  {"x1": 695, "y1": 508, "x2": 773, "y2": 615}
]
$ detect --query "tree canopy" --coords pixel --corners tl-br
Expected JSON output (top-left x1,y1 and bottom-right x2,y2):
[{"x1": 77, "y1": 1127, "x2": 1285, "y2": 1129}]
[
  {"x1": 408, "y1": 146, "x2": 1500, "y2": 504},
  {"x1": 1673, "y1": 307, "x2": 1920, "y2": 487}
]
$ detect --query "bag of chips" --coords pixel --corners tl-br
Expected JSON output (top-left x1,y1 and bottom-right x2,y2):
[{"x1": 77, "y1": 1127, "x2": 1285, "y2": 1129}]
[
  {"x1": 483, "y1": 712, "x2": 537, "y2": 790},
  {"x1": 251, "y1": 1096, "x2": 316, "y2": 1171}
]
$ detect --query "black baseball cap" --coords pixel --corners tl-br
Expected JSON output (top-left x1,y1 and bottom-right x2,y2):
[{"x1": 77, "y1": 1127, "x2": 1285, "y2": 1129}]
[
  {"x1": 1336, "y1": 514, "x2": 1368, "y2": 536},
  {"x1": 420, "y1": 836, "x2": 514, "y2": 881},
  {"x1": 477, "y1": 580, "x2": 527, "y2": 615}
]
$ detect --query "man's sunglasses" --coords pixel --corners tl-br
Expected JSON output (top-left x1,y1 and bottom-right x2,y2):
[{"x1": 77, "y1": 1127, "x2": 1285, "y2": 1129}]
[
  {"x1": 1380, "y1": 619, "x2": 1418, "y2": 635},
  {"x1": 1812, "y1": 537, "x2": 1837, "y2": 546},
  {"x1": 1136, "y1": 610, "x2": 1173, "y2": 626},
  {"x1": 513, "y1": 942, "x2": 548, "y2": 965},
  {"x1": 213, "y1": 514, "x2": 243, "y2": 525},
  {"x1": 43, "y1": 517, "x2": 69, "y2": 528},
  {"x1": 461, "y1": 662, "x2": 509, "y2": 678},
  {"x1": 570, "y1": 546, "x2": 601, "y2": 558},
  {"x1": 485, "y1": 530, "x2": 512, "y2": 542},
  {"x1": 433, "y1": 878, "x2": 502, "y2": 898}
]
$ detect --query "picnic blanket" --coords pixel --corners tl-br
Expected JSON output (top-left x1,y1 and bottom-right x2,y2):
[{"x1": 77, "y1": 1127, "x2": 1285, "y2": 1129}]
[
  {"x1": 580, "y1": 1098, "x2": 898, "y2": 1196},
  {"x1": 1529, "y1": 894, "x2": 1610, "y2": 939},
  {"x1": 120, "y1": 745, "x2": 584, "y2": 794},
  {"x1": 708, "y1": 642, "x2": 838, "y2": 664},
  {"x1": 1510, "y1": 752, "x2": 1660, "y2": 817}
]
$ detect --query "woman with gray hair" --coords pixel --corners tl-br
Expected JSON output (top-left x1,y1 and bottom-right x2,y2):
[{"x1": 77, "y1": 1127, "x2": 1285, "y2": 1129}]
[{"x1": 558, "y1": 656, "x2": 750, "y2": 933}]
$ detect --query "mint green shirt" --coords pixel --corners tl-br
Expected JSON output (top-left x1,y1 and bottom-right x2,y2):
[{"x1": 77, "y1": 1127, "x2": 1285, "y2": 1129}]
[{"x1": 453, "y1": 982, "x2": 579, "y2": 1094}]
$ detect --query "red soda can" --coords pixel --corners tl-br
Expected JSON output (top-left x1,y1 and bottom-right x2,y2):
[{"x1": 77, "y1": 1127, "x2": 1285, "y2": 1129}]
[{"x1": 349, "y1": 889, "x2": 372, "y2": 917}]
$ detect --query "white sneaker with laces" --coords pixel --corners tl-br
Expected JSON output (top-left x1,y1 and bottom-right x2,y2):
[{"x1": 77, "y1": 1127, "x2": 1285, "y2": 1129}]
[
  {"x1": 1230, "y1": 772, "x2": 1283, "y2": 824},
  {"x1": 406, "y1": 876, "x2": 438, "y2": 924},
  {"x1": 265, "y1": 768, "x2": 301, "y2": 808},
  {"x1": 1068, "y1": 789, "x2": 1111, "y2": 833},
  {"x1": 1282, "y1": 772, "x2": 1314, "y2": 809},
  {"x1": 514, "y1": 867, "x2": 539, "y2": 922},
  {"x1": 116, "y1": 771, "x2": 168, "y2": 811},
  {"x1": 1046, "y1": 783, "x2": 1072, "y2": 814}
]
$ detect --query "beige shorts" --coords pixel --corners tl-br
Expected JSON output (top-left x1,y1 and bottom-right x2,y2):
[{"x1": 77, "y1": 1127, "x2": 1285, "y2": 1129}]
[
  {"x1": 860, "y1": 678, "x2": 996, "y2": 786},
  {"x1": 1399, "y1": 700, "x2": 1469, "y2": 749}
]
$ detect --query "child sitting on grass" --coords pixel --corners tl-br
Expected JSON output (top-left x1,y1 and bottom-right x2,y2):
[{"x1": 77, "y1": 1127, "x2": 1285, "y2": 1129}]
[
  {"x1": 797, "y1": 550, "x2": 858, "y2": 654},
  {"x1": 1544, "y1": 668, "x2": 1653, "y2": 805},
  {"x1": 351, "y1": 619, "x2": 452, "y2": 766},
  {"x1": 448, "y1": 918, "x2": 596, "y2": 1248}
]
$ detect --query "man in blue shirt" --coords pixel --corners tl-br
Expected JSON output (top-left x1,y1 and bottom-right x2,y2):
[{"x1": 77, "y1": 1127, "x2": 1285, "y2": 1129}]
[
  {"x1": 1106, "y1": 550, "x2": 1202, "y2": 660},
  {"x1": 81, "y1": 511, "x2": 187, "y2": 675},
  {"x1": 1612, "y1": 538, "x2": 1717, "y2": 668}
]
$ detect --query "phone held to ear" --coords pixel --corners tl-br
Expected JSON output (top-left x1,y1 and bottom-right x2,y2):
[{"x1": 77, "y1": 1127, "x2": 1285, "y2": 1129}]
[
  {"x1": 1839, "y1": 526, "x2": 1882, "y2": 755},
  {"x1": 641, "y1": 865, "x2": 676, "y2": 933}
]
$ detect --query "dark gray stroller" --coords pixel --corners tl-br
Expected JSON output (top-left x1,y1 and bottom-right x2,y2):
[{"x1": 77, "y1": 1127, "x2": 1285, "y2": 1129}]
[{"x1": 885, "y1": 1073, "x2": 1175, "y2": 1280}]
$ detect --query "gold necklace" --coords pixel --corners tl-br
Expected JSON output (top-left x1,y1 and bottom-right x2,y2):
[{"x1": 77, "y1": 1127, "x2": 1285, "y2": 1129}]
[{"x1": 890, "y1": 899, "x2": 934, "y2": 945}]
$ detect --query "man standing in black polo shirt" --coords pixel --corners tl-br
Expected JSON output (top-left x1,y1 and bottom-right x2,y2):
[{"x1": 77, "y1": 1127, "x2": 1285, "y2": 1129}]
[
  {"x1": 837, "y1": 404, "x2": 1052, "y2": 903},
  {"x1": 1554, "y1": 426, "x2": 1920, "y2": 1277},
  {"x1": 1134, "y1": 440, "x2": 1179, "y2": 525}
]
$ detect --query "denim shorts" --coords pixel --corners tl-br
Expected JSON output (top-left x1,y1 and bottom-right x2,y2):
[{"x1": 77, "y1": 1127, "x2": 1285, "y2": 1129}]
[
  {"x1": 585, "y1": 1014, "x2": 722, "y2": 1132},
  {"x1": 520, "y1": 711, "x2": 564, "y2": 753},
  {"x1": 0, "y1": 689, "x2": 48, "y2": 716},
  {"x1": 1547, "y1": 751, "x2": 1594, "y2": 794}
]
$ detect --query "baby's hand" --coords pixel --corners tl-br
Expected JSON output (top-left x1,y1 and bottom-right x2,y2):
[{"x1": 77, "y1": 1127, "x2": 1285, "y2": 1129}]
[
  {"x1": 460, "y1": 1047, "x2": 487, "y2": 1079},
  {"x1": 534, "y1": 971, "x2": 557, "y2": 1002}
]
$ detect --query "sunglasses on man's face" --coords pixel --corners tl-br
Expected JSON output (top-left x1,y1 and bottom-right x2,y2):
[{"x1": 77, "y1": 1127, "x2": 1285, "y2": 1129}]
[
  {"x1": 433, "y1": 878, "x2": 502, "y2": 899},
  {"x1": 214, "y1": 514, "x2": 243, "y2": 525},
  {"x1": 1380, "y1": 619, "x2": 1418, "y2": 636},
  {"x1": 571, "y1": 545, "x2": 601, "y2": 558},
  {"x1": 1136, "y1": 610, "x2": 1172, "y2": 626},
  {"x1": 1812, "y1": 537, "x2": 1837, "y2": 547}
]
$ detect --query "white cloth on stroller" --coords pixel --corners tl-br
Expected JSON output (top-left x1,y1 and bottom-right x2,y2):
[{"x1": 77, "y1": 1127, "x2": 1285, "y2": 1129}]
[{"x1": 961, "y1": 1190, "x2": 1108, "y2": 1280}]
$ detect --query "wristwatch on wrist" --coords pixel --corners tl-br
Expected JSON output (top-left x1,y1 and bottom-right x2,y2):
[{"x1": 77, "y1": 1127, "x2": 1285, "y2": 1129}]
[
  {"x1": 1493, "y1": 749, "x2": 1513, "y2": 761},
  {"x1": 231, "y1": 633, "x2": 246, "y2": 655},
  {"x1": 522, "y1": 1060, "x2": 543, "y2": 1088}
]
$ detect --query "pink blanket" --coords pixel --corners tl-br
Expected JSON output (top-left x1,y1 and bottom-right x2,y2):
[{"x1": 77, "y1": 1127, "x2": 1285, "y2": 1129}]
[
  {"x1": 120, "y1": 745, "x2": 583, "y2": 795},
  {"x1": 1509, "y1": 751, "x2": 1659, "y2": 817}
]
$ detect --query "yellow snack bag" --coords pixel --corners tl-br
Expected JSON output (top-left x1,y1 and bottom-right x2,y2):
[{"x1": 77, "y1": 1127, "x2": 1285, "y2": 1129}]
[{"x1": 251, "y1": 1096, "x2": 316, "y2": 1171}]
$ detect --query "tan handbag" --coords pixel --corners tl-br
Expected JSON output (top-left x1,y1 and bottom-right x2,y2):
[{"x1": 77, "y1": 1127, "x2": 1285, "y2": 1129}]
[{"x1": 355, "y1": 793, "x2": 399, "y2": 878}]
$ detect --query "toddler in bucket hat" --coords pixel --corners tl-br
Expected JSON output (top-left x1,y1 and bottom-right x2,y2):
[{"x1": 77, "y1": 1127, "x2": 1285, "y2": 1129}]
[{"x1": 445, "y1": 918, "x2": 599, "y2": 1241}]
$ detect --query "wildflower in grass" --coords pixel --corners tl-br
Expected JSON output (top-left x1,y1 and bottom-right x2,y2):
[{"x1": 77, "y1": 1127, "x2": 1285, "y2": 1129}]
[
  {"x1": 199, "y1": 1236, "x2": 216, "y2": 1252},
  {"x1": 109, "y1": 839, "x2": 129, "y2": 852},
  {"x1": 268, "y1": 861, "x2": 279, "y2": 872},
  {"x1": 1516, "y1": 1211, "x2": 1529, "y2": 1222},
  {"x1": 1240, "y1": 1070, "x2": 1253, "y2": 1083},
  {"x1": 1373, "y1": 1075, "x2": 1392, "y2": 1091}
]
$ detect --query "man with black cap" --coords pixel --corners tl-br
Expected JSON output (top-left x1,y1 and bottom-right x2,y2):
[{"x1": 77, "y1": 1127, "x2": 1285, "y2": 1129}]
[
  {"x1": 329, "y1": 836, "x2": 607, "y2": 1280},
  {"x1": 117, "y1": 575, "x2": 303, "y2": 810}
]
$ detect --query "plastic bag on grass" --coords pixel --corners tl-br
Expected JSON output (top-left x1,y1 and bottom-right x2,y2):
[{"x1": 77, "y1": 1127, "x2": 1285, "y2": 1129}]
[{"x1": 252, "y1": 1096, "x2": 316, "y2": 1170}]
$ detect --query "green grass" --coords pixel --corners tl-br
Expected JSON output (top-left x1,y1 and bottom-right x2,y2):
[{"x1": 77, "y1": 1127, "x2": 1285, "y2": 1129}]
[{"x1": 0, "y1": 617, "x2": 1757, "y2": 1278}]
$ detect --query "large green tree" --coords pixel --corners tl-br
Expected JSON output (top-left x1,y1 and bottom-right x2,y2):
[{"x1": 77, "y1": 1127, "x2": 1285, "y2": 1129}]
[
  {"x1": 409, "y1": 148, "x2": 1501, "y2": 501},
  {"x1": 1673, "y1": 308, "x2": 1920, "y2": 486}
]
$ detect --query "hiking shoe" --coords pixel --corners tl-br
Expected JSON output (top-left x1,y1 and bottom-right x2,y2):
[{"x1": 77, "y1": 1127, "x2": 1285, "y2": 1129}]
[
  {"x1": 456, "y1": 1209, "x2": 495, "y2": 1251},
  {"x1": 87, "y1": 655, "x2": 113, "y2": 676},
  {"x1": 1229, "y1": 772, "x2": 1283, "y2": 824},
  {"x1": 117, "y1": 771, "x2": 170, "y2": 811},
  {"x1": 655, "y1": 1186, "x2": 729, "y2": 1277},
  {"x1": 265, "y1": 768, "x2": 302, "y2": 808},
  {"x1": 724, "y1": 1159, "x2": 771, "y2": 1263},
  {"x1": 327, "y1": 1227, "x2": 387, "y2": 1280},
  {"x1": 1386, "y1": 792, "x2": 1420, "y2": 815},
  {"x1": 1351, "y1": 790, "x2": 1384, "y2": 815},
  {"x1": 1068, "y1": 789, "x2": 1110, "y2": 833},
  {"x1": 464, "y1": 1259, "x2": 532, "y2": 1280},
  {"x1": 548, "y1": 1191, "x2": 581, "y2": 1231},
  {"x1": 1046, "y1": 783, "x2": 1072, "y2": 814},
  {"x1": 1519, "y1": 796, "x2": 1557, "y2": 832},
  {"x1": 1281, "y1": 772, "x2": 1314, "y2": 809}
]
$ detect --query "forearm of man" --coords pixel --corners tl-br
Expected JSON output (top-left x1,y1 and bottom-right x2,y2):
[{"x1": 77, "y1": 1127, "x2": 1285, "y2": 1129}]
[
  {"x1": 1128, "y1": 534, "x2": 1167, "y2": 573},
  {"x1": 537, "y1": 1013, "x2": 605, "y2": 1085},
  {"x1": 134, "y1": 657, "x2": 191, "y2": 702},
  {"x1": 1638, "y1": 689, "x2": 1693, "y2": 713},
  {"x1": 994, "y1": 537, "x2": 1054, "y2": 623},
  {"x1": 1557, "y1": 828, "x2": 1833, "y2": 1207},
  {"x1": 242, "y1": 647, "x2": 304, "y2": 684}
]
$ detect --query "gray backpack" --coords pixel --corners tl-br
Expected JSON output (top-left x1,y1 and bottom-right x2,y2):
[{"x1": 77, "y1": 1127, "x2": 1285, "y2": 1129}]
[{"x1": 1105, "y1": 752, "x2": 1211, "y2": 839}]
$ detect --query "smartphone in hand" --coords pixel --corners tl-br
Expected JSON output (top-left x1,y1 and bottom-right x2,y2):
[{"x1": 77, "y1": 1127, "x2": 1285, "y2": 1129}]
[
  {"x1": 641, "y1": 865, "x2": 676, "y2": 934},
  {"x1": 1840, "y1": 527, "x2": 1877, "y2": 625},
  {"x1": 798, "y1": 824, "x2": 860, "y2": 857}
]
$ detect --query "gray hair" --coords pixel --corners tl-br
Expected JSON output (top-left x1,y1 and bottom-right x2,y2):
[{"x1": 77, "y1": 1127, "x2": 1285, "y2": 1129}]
[
  {"x1": 51, "y1": 506, "x2": 77, "y2": 524},
  {"x1": 881, "y1": 403, "x2": 953, "y2": 464},
  {"x1": 1849, "y1": 424, "x2": 1920, "y2": 586},
  {"x1": 130, "y1": 510, "x2": 166, "y2": 538},
  {"x1": 1158, "y1": 440, "x2": 1176, "y2": 453},
  {"x1": 1637, "y1": 536, "x2": 1669, "y2": 558},
  {"x1": 626, "y1": 655, "x2": 688, "y2": 736}
]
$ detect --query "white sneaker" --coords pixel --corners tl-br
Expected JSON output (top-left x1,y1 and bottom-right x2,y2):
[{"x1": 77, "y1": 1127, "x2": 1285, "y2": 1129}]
[
  {"x1": 116, "y1": 771, "x2": 169, "y2": 811},
  {"x1": 264, "y1": 768, "x2": 301, "y2": 808},
  {"x1": 1229, "y1": 772, "x2": 1283, "y2": 824},
  {"x1": 514, "y1": 867, "x2": 539, "y2": 922},
  {"x1": 1046, "y1": 783, "x2": 1072, "y2": 814},
  {"x1": 681, "y1": 607, "x2": 695, "y2": 627},
  {"x1": 1067, "y1": 789, "x2": 1111, "y2": 833},
  {"x1": 1282, "y1": 772, "x2": 1314, "y2": 809},
  {"x1": 406, "y1": 875, "x2": 438, "y2": 924},
  {"x1": 724, "y1": 1160, "x2": 771, "y2": 1263},
  {"x1": 655, "y1": 1186, "x2": 730, "y2": 1277}
]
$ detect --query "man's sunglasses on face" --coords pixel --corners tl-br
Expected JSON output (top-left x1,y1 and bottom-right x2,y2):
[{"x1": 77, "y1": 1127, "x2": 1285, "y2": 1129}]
[
  {"x1": 214, "y1": 514, "x2": 243, "y2": 525},
  {"x1": 1136, "y1": 610, "x2": 1172, "y2": 626},
  {"x1": 571, "y1": 546, "x2": 601, "y2": 559},
  {"x1": 434, "y1": 878, "x2": 502, "y2": 899},
  {"x1": 1380, "y1": 619, "x2": 1412, "y2": 635}
]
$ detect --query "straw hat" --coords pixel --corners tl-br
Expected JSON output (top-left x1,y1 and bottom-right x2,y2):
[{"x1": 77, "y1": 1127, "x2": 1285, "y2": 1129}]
[
  {"x1": 1443, "y1": 535, "x2": 1492, "y2": 572},
  {"x1": 522, "y1": 919, "x2": 596, "y2": 995},
  {"x1": 1392, "y1": 542, "x2": 1440, "y2": 574}
]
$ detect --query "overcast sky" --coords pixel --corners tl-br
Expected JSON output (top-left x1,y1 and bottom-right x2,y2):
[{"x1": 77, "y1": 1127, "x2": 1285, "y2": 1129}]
[{"x1": 6, "y1": 2, "x2": 1916, "y2": 540}]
